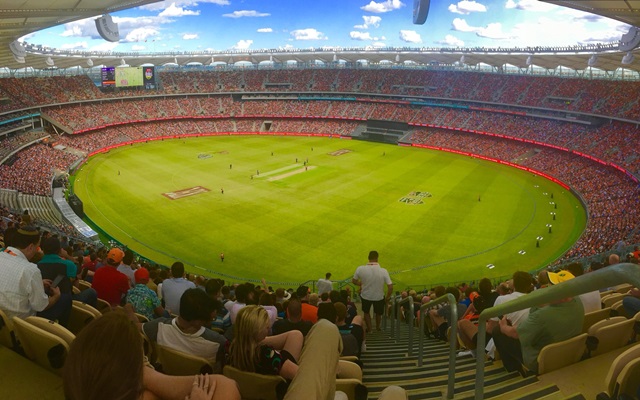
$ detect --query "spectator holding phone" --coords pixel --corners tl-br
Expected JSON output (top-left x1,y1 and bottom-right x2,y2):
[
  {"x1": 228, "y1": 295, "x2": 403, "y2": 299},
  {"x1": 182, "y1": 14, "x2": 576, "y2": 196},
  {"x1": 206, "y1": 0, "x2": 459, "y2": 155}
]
[{"x1": 0, "y1": 226, "x2": 66, "y2": 321}]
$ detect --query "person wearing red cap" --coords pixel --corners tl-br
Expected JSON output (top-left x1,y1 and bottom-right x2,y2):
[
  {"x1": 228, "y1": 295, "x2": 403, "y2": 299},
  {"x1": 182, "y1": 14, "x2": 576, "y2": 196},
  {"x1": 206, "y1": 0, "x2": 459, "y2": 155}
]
[
  {"x1": 92, "y1": 248, "x2": 130, "y2": 306},
  {"x1": 126, "y1": 268, "x2": 165, "y2": 321}
]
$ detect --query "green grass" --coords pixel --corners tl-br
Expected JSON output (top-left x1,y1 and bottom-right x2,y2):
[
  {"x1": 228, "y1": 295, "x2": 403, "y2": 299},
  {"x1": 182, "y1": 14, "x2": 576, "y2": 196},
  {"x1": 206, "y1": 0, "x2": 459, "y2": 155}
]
[{"x1": 71, "y1": 135, "x2": 586, "y2": 288}]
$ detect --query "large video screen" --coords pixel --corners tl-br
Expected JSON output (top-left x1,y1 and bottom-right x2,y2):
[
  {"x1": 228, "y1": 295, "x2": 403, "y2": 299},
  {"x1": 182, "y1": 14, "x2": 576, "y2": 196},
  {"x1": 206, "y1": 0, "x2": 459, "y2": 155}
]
[
  {"x1": 115, "y1": 66, "x2": 143, "y2": 87},
  {"x1": 101, "y1": 67, "x2": 115, "y2": 88}
]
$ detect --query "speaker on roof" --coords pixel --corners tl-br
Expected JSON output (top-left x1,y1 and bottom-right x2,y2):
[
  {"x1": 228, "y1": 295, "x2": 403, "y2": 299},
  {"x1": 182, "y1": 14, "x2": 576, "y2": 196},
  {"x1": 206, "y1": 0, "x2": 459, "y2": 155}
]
[
  {"x1": 526, "y1": 55, "x2": 532, "y2": 66},
  {"x1": 588, "y1": 54, "x2": 598, "y2": 67},
  {"x1": 460, "y1": 55, "x2": 465, "y2": 64},
  {"x1": 45, "y1": 57, "x2": 54, "y2": 67},
  {"x1": 622, "y1": 52, "x2": 635, "y2": 65},
  {"x1": 95, "y1": 14, "x2": 120, "y2": 43},
  {"x1": 9, "y1": 41, "x2": 26, "y2": 59},
  {"x1": 87, "y1": 58, "x2": 93, "y2": 67},
  {"x1": 413, "y1": 0, "x2": 430, "y2": 24},
  {"x1": 619, "y1": 27, "x2": 640, "y2": 52}
]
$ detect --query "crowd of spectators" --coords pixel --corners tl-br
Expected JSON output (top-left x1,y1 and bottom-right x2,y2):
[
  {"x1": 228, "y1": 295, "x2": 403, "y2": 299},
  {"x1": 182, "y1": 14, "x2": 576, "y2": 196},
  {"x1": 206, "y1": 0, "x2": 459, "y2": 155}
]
[
  {"x1": 0, "y1": 73, "x2": 638, "y2": 265},
  {"x1": 1, "y1": 70, "x2": 639, "y2": 120}
]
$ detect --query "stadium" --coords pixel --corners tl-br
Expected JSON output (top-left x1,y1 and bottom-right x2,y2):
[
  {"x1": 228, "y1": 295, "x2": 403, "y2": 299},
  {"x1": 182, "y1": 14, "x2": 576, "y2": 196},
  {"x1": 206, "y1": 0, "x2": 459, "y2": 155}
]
[{"x1": 1, "y1": 1, "x2": 640, "y2": 399}]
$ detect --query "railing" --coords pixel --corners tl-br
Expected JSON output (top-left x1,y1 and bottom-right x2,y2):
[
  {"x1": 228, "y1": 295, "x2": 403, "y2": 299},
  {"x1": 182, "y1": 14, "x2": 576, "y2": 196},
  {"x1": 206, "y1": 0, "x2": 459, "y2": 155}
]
[
  {"x1": 473, "y1": 263, "x2": 640, "y2": 400},
  {"x1": 418, "y1": 293, "x2": 458, "y2": 399},
  {"x1": 389, "y1": 295, "x2": 415, "y2": 355}
]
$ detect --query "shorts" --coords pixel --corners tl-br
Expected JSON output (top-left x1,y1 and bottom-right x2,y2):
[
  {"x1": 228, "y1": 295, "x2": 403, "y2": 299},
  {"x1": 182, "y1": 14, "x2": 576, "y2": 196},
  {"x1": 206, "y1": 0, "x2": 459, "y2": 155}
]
[{"x1": 361, "y1": 298, "x2": 385, "y2": 315}]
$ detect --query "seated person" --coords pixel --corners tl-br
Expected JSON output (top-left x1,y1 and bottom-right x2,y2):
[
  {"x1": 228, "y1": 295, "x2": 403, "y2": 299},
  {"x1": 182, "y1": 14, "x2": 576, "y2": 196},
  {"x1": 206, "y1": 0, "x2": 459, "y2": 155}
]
[
  {"x1": 126, "y1": 268, "x2": 165, "y2": 321},
  {"x1": 135, "y1": 288, "x2": 227, "y2": 373},
  {"x1": 272, "y1": 299, "x2": 313, "y2": 337},
  {"x1": 229, "y1": 305, "x2": 303, "y2": 380},
  {"x1": 334, "y1": 302, "x2": 365, "y2": 358},
  {"x1": 428, "y1": 287, "x2": 467, "y2": 341}
]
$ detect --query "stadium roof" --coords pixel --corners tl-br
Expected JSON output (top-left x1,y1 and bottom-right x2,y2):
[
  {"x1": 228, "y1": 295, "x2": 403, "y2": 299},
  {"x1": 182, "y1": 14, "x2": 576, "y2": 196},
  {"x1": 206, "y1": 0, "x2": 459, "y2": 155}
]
[{"x1": 0, "y1": 0, "x2": 639, "y2": 74}]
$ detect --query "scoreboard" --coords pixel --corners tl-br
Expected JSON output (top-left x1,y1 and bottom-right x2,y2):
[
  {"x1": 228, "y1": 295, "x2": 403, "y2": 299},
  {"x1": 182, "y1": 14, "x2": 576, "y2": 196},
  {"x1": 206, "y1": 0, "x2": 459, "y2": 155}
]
[
  {"x1": 101, "y1": 66, "x2": 157, "y2": 89},
  {"x1": 101, "y1": 67, "x2": 115, "y2": 88}
]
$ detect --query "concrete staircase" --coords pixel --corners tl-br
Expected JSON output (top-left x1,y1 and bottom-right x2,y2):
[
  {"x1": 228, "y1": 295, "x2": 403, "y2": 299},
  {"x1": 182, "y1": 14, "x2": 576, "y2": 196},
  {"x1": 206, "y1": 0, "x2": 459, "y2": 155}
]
[{"x1": 361, "y1": 323, "x2": 586, "y2": 400}]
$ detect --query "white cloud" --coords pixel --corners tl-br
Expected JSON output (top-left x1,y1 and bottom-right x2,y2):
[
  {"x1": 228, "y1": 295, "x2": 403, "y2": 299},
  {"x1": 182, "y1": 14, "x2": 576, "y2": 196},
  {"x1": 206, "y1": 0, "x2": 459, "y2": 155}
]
[
  {"x1": 350, "y1": 31, "x2": 373, "y2": 40},
  {"x1": 158, "y1": 3, "x2": 200, "y2": 17},
  {"x1": 452, "y1": 18, "x2": 477, "y2": 32},
  {"x1": 399, "y1": 30, "x2": 421, "y2": 43},
  {"x1": 60, "y1": 24, "x2": 85, "y2": 37},
  {"x1": 448, "y1": 1, "x2": 487, "y2": 14},
  {"x1": 451, "y1": 18, "x2": 511, "y2": 39},
  {"x1": 257, "y1": 28, "x2": 273, "y2": 33},
  {"x1": 131, "y1": 44, "x2": 146, "y2": 50},
  {"x1": 290, "y1": 28, "x2": 326, "y2": 40},
  {"x1": 507, "y1": 16, "x2": 627, "y2": 46},
  {"x1": 182, "y1": 33, "x2": 199, "y2": 40},
  {"x1": 355, "y1": 15, "x2": 382, "y2": 29},
  {"x1": 60, "y1": 41, "x2": 88, "y2": 50},
  {"x1": 90, "y1": 42, "x2": 119, "y2": 52},
  {"x1": 361, "y1": 0, "x2": 405, "y2": 13},
  {"x1": 372, "y1": 41, "x2": 386, "y2": 48},
  {"x1": 223, "y1": 10, "x2": 270, "y2": 18},
  {"x1": 505, "y1": 0, "x2": 556, "y2": 12},
  {"x1": 437, "y1": 34, "x2": 465, "y2": 47},
  {"x1": 140, "y1": 0, "x2": 230, "y2": 11},
  {"x1": 124, "y1": 27, "x2": 160, "y2": 43},
  {"x1": 232, "y1": 39, "x2": 253, "y2": 49},
  {"x1": 477, "y1": 23, "x2": 510, "y2": 39}
]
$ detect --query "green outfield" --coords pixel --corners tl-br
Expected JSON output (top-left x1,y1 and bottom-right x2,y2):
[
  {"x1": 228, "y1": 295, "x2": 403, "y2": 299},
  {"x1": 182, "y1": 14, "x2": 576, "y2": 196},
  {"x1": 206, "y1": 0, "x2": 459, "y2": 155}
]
[{"x1": 71, "y1": 135, "x2": 586, "y2": 288}]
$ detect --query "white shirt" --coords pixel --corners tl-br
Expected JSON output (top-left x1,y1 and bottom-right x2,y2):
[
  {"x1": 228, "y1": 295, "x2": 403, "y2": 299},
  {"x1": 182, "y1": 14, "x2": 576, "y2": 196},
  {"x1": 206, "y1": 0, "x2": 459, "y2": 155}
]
[
  {"x1": 316, "y1": 278, "x2": 333, "y2": 295},
  {"x1": 491, "y1": 291, "x2": 530, "y2": 327},
  {"x1": 161, "y1": 278, "x2": 196, "y2": 315},
  {"x1": 579, "y1": 290, "x2": 601, "y2": 314},
  {"x1": 353, "y1": 262, "x2": 392, "y2": 301},
  {"x1": 0, "y1": 247, "x2": 50, "y2": 319}
]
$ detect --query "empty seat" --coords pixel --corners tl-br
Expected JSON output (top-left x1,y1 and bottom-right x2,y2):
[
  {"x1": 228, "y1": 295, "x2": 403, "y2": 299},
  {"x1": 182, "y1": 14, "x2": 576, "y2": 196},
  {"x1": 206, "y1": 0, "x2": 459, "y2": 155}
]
[
  {"x1": 0, "y1": 308, "x2": 17, "y2": 349},
  {"x1": 223, "y1": 364, "x2": 286, "y2": 400},
  {"x1": 156, "y1": 344, "x2": 215, "y2": 375},
  {"x1": 588, "y1": 318, "x2": 635, "y2": 356},
  {"x1": 582, "y1": 307, "x2": 612, "y2": 333},
  {"x1": 537, "y1": 333, "x2": 588, "y2": 374},
  {"x1": 67, "y1": 301, "x2": 99, "y2": 335},
  {"x1": 599, "y1": 343, "x2": 640, "y2": 399},
  {"x1": 602, "y1": 293, "x2": 628, "y2": 308},
  {"x1": 12, "y1": 316, "x2": 73, "y2": 375}
]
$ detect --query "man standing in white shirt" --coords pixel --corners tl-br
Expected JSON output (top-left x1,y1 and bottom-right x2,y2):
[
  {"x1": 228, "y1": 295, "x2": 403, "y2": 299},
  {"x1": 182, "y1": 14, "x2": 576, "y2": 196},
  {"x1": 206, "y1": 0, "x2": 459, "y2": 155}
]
[
  {"x1": 316, "y1": 272, "x2": 333, "y2": 295},
  {"x1": 352, "y1": 250, "x2": 393, "y2": 332}
]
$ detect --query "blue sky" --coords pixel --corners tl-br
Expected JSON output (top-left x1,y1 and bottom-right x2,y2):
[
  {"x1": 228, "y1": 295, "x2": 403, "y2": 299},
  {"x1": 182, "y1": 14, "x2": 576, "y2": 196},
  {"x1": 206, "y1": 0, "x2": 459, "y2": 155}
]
[{"x1": 23, "y1": 0, "x2": 630, "y2": 53}]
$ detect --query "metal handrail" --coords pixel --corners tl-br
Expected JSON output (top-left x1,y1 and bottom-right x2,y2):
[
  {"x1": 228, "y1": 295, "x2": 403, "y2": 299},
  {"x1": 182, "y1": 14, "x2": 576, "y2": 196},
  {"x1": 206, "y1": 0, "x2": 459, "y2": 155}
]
[
  {"x1": 391, "y1": 295, "x2": 415, "y2": 355},
  {"x1": 474, "y1": 263, "x2": 640, "y2": 400},
  {"x1": 418, "y1": 293, "x2": 458, "y2": 399}
]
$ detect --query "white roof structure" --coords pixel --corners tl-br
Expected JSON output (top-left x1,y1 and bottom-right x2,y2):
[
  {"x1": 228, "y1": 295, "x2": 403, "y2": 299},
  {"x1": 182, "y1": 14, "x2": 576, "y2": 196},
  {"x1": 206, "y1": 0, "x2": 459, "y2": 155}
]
[{"x1": 0, "y1": 0, "x2": 639, "y2": 74}]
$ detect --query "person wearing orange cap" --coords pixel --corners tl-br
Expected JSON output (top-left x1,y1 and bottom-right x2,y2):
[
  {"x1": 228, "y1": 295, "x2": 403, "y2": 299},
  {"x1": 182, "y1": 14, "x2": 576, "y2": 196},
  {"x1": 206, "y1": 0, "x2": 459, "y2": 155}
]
[
  {"x1": 126, "y1": 267, "x2": 165, "y2": 321},
  {"x1": 92, "y1": 248, "x2": 130, "y2": 306},
  {"x1": 493, "y1": 270, "x2": 584, "y2": 376}
]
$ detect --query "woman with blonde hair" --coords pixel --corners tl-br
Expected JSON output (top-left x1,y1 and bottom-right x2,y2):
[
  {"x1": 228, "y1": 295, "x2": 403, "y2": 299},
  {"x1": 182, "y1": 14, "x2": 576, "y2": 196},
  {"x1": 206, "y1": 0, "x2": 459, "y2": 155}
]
[{"x1": 229, "y1": 305, "x2": 303, "y2": 380}]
